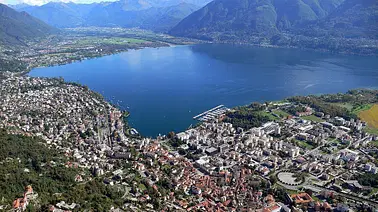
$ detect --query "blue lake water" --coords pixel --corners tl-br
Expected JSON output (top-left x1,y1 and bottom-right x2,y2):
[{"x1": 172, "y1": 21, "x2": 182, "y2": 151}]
[{"x1": 29, "y1": 44, "x2": 378, "y2": 137}]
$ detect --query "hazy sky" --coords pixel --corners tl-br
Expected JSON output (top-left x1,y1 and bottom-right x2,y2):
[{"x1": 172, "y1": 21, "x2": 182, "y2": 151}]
[{"x1": 5, "y1": 0, "x2": 116, "y2": 5}]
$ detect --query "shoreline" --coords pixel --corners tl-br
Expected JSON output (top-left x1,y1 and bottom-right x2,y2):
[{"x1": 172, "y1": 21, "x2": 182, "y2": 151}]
[
  {"x1": 18, "y1": 39, "x2": 378, "y2": 77},
  {"x1": 21, "y1": 43, "x2": 173, "y2": 76},
  {"x1": 22, "y1": 43, "x2": 378, "y2": 137},
  {"x1": 174, "y1": 35, "x2": 378, "y2": 57}
]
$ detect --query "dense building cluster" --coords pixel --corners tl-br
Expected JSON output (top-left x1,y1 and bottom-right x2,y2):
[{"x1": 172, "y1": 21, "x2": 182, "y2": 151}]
[
  {"x1": 175, "y1": 102, "x2": 378, "y2": 211},
  {"x1": 1, "y1": 73, "x2": 378, "y2": 211}
]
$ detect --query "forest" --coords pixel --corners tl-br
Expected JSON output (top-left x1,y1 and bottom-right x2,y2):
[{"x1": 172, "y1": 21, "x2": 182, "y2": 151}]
[
  {"x1": 0, "y1": 129, "x2": 122, "y2": 211},
  {"x1": 224, "y1": 103, "x2": 273, "y2": 130}
]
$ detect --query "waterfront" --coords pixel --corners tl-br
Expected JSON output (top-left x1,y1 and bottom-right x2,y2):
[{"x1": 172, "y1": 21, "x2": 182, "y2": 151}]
[{"x1": 29, "y1": 44, "x2": 378, "y2": 136}]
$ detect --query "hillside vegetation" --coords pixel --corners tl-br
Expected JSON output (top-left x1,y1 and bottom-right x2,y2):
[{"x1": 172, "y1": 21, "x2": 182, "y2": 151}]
[
  {"x1": 0, "y1": 4, "x2": 56, "y2": 46},
  {"x1": 359, "y1": 104, "x2": 378, "y2": 129},
  {"x1": 170, "y1": 0, "x2": 378, "y2": 54},
  {"x1": 296, "y1": 0, "x2": 378, "y2": 39},
  {"x1": 0, "y1": 129, "x2": 123, "y2": 210},
  {"x1": 170, "y1": 0, "x2": 346, "y2": 39}
]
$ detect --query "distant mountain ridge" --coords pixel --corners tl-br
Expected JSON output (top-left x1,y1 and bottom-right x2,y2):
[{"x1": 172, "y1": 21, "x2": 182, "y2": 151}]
[
  {"x1": 12, "y1": 0, "x2": 212, "y2": 31},
  {"x1": 85, "y1": 2, "x2": 200, "y2": 31},
  {"x1": 0, "y1": 3, "x2": 56, "y2": 46},
  {"x1": 17, "y1": 2, "x2": 99, "y2": 28},
  {"x1": 170, "y1": 0, "x2": 346, "y2": 39}
]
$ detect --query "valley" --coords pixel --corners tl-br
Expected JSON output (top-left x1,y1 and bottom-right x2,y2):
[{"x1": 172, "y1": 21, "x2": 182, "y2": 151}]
[{"x1": 0, "y1": 27, "x2": 200, "y2": 73}]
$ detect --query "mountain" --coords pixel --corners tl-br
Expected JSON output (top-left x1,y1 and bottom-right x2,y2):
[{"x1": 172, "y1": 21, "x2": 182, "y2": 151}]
[
  {"x1": 86, "y1": 2, "x2": 200, "y2": 31},
  {"x1": 19, "y1": 2, "x2": 99, "y2": 28},
  {"x1": 0, "y1": 3, "x2": 56, "y2": 46},
  {"x1": 13, "y1": 0, "x2": 210, "y2": 31},
  {"x1": 146, "y1": 0, "x2": 212, "y2": 7},
  {"x1": 302, "y1": 0, "x2": 378, "y2": 39},
  {"x1": 8, "y1": 3, "x2": 31, "y2": 10},
  {"x1": 170, "y1": 0, "x2": 346, "y2": 40}
]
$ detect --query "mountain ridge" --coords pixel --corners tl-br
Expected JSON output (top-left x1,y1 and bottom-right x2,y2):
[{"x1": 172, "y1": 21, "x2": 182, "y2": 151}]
[
  {"x1": 0, "y1": 3, "x2": 56, "y2": 46},
  {"x1": 170, "y1": 0, "x2": 347, "y2": 39},
  {"x1": 12, "y1": 0, "x2": 211, "y2": 31},
  {"x1": 169, "y1": 0, "x2": 378, "y2": 54}
]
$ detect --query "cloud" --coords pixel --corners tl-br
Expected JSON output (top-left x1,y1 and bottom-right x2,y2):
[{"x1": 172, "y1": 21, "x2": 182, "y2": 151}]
[
  {"x1": 6, "y1": 0, "x2": 115, "y2": 5},
  {"x1": 21, "y1": 0, "x2": 70, "y2": 5}
]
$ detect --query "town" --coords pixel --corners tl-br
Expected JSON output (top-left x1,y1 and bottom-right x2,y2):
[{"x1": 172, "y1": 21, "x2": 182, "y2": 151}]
[
  {"x1": 0, "y1": 72, "x2": 378, "y2": 211},
  {"x1": 0, "y1": 27, "x2": 199, "y2": 73}
]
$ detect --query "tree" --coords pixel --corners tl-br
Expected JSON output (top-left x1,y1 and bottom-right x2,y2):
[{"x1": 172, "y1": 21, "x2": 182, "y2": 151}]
[
  {"x1": 269, "y1": 175, "x2": 278, "y2": 184},
  {"x1": 178, "y1": 149, "x2": 187, "y2": 155},
  {"x1": 167, "y1": 131, "x2": 175, "y2": 139}
]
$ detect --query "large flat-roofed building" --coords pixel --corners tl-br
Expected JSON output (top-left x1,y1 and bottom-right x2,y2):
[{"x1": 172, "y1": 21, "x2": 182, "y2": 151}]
[{"x1": 205, "y1": 147, "x2": 218, "y2": 155}]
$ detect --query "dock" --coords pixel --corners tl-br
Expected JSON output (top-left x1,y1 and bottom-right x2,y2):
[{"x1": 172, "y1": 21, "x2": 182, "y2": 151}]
[{"x1": 193, "y1": 105, "x2": 230, "y2": 122}]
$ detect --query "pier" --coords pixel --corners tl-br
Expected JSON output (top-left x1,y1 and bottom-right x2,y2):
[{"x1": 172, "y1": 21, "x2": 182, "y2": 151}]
[{"x1": 193, "y1": 105, "x2": 230, "y2": 122}]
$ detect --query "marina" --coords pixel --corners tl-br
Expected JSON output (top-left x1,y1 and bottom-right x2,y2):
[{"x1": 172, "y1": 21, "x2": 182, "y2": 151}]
[{"x1": 193, "y1": 105, "x2": 230, "y2": 122}]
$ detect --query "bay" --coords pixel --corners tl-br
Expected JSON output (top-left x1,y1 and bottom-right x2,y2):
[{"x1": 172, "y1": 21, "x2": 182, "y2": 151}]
[{"x1": 29, "y1": 44, "x2": 378, "y2": 137}]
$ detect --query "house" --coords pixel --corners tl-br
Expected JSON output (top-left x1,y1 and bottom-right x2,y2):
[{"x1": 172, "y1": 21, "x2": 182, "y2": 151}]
[
  {"x1": 290, "y1": 193, "x2": 313, "y2": 206},
  {"x1": 12, "y1": 185, "x2": 34, "y2": 211},
  {"x1": 296, "y1": 133, "x2": 309, "y2": 141},
  {"x1": 74, "y1": 175, "x2": 83, "y2": 182},
  {"x1": 13, "y1": 196, "x2": 28, "y2": 211}
]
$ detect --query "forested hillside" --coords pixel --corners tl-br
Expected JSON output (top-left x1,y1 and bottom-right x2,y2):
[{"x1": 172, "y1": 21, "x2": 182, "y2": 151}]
[
  {"x1": 170, "y1": 0, "x2": 378, "y2": 54},
  {"x1": 299, "y1": 0, "x2": 378, "y2": 39},
  {"x1": 0, "y1": 129, "x2": 123, "y2": 210},
  {"x1": 0, "y1": 4, "x2": 56, "y2": 45},
  {"x1": 170, "y1": 0, "x2": 346, "y2": 39}
]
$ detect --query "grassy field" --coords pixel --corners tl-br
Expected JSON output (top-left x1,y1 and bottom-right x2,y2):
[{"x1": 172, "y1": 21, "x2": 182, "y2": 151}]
[
  {"x1": 302, "y1": 115, "x2": 324, "y2": 123},
  {"x1": 365, "y1": 127, "x2": 378, "y2": 136},
  {"x1": 359, "y1": 104, "x2": 378, "y2": 129},
  {"x1": 270, "y1": 100, "x2": 290, "y2": 104},
  {"x1": 273, "y1": 110, "x2": 291, "y2": 119},
  {"x1": 294, "y1": 139, "x2": 315, "y2": 150},
  {"x1": 138, "y1": 183, "x2": 147, "y2": 191},
  {"x1": 352, "y1": 104, "x2": 373, "y2": 115},
  {"x1": 332, "y1": 103, "x2": 354, "y2": 111},
  {"x1": 260, "y1": 111, "x2": 280, "y2": 121},
  {"x1": 76, "y1": 37, "x2": 147, "y2": 45}
]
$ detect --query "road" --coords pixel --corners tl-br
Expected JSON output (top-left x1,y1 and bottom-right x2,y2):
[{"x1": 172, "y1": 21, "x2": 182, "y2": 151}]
[{"x1": 311, "y1": 184, "x2": 378, "y2": 208}]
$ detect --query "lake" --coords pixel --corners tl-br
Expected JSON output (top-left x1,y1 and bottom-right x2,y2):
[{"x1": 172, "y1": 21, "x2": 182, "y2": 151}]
[{"x1": 29, "y1": 44, "x2": 378, "y2": 137}]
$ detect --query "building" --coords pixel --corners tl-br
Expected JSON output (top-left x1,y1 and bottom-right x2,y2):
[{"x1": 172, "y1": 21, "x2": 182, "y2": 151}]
[
  {"x1": 205, "y1": 147, "x2": 218, "y2": 155},
  {"x1": 290, "y1": 193, "x2": 313, "y2": 206}
]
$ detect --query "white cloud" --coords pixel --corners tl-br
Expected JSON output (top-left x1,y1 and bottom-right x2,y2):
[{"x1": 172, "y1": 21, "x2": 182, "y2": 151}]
[
  {"x1": 20, "y1": 0, "x2": 69, "y2": 5},
  {"x1": 8, "y1": 0, "x2": 115, "y2": 5}
]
